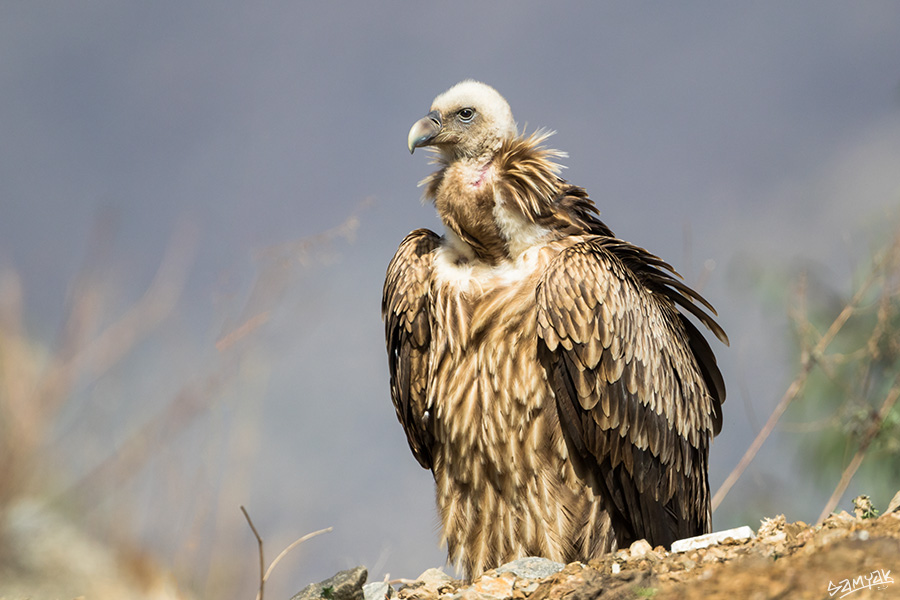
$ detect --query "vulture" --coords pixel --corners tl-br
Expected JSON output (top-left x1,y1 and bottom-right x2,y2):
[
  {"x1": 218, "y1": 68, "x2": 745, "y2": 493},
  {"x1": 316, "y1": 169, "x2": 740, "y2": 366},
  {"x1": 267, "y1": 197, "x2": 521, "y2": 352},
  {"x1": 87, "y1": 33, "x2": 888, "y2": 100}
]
[{"x1": 382, "y1": 80, "x2": 728, "y2": 578}]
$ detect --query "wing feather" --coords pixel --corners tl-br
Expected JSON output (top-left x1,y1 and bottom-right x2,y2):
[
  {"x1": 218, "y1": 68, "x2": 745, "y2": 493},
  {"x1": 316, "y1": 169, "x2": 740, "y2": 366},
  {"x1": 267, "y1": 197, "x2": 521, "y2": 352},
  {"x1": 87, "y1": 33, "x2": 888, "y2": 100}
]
[
  {"x1": 382, "y1": 228, "x2": 441, "y2": 469},
  {"x1": 537, "y1": 236, "x2": 726, "y2": 549}
]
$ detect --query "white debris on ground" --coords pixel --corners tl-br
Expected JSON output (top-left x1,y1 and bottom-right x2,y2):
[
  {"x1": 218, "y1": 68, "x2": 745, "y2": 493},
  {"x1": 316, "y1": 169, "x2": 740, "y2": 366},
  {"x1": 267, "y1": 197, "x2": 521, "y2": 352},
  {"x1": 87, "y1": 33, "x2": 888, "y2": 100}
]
[{"x1": 669, "y1": 525, "x2": 755, "y2": 553}]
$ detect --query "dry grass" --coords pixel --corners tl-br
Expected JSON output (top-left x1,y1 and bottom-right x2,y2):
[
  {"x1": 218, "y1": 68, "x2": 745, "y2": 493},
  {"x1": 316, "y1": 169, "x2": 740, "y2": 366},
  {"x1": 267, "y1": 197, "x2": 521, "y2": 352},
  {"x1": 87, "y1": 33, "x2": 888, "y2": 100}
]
[
  {"x1": 241, "y1": 505, "x2": 333, "y2": 600},
  {"x1": 0, "y1": 207, "x2": 363, "y2": 598},
  {"x1": 713, "y1": 219, "x2": 900, "y2": 519}
]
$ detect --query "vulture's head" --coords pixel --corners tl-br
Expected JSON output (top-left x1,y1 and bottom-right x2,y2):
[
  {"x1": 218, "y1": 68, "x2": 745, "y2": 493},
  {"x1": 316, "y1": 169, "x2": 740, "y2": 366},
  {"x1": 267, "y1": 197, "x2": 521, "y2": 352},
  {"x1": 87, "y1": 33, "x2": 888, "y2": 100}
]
[{"x1": 408, "y1": 80, "x2": 517, "y2": 160}]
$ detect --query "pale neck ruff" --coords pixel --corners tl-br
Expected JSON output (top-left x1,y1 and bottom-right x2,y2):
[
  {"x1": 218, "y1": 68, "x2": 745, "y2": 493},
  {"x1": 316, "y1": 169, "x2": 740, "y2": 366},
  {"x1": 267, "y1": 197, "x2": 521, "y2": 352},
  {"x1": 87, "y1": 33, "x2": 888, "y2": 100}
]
[{"x1": 433, "y1": 235, "x2": 547, "y2": 293}]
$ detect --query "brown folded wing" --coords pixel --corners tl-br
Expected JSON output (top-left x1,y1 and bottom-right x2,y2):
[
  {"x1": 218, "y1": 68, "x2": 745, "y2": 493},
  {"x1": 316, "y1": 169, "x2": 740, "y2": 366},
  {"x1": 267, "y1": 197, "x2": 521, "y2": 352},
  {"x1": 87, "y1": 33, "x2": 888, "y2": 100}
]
[
  {"x1": 382, "y1": 228, "x2": 441, "y2": 469},
  {"x1": 536, "y1": 236, "x2": 727, "y2": 549}
]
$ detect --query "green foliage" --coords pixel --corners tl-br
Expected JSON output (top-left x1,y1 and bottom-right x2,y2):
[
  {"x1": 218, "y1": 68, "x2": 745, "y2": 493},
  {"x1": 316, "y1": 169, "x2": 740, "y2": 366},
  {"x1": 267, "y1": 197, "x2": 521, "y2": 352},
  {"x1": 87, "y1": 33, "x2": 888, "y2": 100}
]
[
  {"x1": 852, "y1": 495, "x2": 879, "y2": 519},
  {"x1": 783, "y1": 225, "x2": 900, "y2": 507}
]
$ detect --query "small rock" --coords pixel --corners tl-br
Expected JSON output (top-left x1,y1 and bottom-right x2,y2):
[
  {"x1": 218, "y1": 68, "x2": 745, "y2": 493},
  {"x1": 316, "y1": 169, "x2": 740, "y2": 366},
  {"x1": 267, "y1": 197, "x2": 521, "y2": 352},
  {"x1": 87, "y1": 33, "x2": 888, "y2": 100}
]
[
  {"x1": 701, "y1": 546, "x2": 726, "y2": 563},
  {"x1": 528, "y1": 564, "x2": 606, "y2": 600},
  {"x1": 398, "y1": 567, "x2": 456, "y2": 600},
  {"x1": 417, "y1": 568, "x2": 454, "y2": 585},
  {"x1": 495, "y1": 557, "x2": 565, "y2": 580},
  {"x1": 822, "y1": 511, "x2": 855, "y2": 527},
  {"x1": 363, "y1": 581, "x2": 393, "y2": 600},
  {"x1": 292, "y1": 566, "x2": 368, "y2": 600},
  {"x1": 628, "y1": 539, "x2": 652, "y2": 558},
  {"x1": 463, "y1": 574, "x2": 515, "y2": 600}
]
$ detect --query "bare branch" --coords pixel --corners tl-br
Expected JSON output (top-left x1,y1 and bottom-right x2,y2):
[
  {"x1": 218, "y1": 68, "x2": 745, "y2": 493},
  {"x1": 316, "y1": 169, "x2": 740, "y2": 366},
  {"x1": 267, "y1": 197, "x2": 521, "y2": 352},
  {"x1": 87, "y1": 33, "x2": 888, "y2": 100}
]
[
  {"x1": 241, "y1": 506, "x2": 266, "y2": 600},
  {"x1": 241, "y1": 505, "x2": 333, "y2": 600},
  {"x1": 712, "y1": 237, "x2": 896, "y2": 513},
  {"x1": 263, "y1": 527, "x2": 333, "y2": 584}
]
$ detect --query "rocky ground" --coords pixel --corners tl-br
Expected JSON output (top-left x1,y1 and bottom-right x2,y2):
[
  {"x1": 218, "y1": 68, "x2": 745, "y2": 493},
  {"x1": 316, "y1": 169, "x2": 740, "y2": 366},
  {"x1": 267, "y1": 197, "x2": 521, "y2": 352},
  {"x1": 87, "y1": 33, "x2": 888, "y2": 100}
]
[
  {"x1": 297, "y1": 495, "x2": 900, "y2": 600},
  {"x1": 3, "y1": 495, "x2": 898, "y2": 599}
]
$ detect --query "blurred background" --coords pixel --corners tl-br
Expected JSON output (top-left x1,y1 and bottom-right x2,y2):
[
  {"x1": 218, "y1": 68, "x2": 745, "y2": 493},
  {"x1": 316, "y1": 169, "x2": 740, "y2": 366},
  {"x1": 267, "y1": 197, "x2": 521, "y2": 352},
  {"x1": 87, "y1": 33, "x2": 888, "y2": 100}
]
[{"x1": 1, "y1": 2, "x2": 899, "y2": 599}]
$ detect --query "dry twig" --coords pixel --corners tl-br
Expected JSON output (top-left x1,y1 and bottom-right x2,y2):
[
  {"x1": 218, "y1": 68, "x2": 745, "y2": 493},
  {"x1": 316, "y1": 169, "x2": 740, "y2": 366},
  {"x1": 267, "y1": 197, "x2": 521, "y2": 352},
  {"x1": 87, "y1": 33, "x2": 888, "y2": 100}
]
[
  {"x1": 241, "y1": 505, "x2": 333, "y2": 600},
  {"x1": 712, "y1": 229, "x2": 899, "y2": 513},
  {"x1": 242, "y1": 506, "x2": 266, "y2": 600}
]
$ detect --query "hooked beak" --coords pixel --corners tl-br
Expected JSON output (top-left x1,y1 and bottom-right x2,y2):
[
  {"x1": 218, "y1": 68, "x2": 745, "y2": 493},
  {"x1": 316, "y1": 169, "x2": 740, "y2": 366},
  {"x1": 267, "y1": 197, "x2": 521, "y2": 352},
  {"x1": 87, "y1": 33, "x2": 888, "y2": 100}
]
[{"x1": 407, "y1": 110, "x2": 442, "y2": 154}]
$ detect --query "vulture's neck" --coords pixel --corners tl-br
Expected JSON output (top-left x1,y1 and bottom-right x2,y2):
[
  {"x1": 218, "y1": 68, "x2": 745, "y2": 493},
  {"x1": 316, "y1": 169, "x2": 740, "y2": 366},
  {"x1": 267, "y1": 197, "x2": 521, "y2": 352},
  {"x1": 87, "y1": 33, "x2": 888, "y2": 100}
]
[{"x1": 424, "y1": 133, "x2": 567, "y2": 267}]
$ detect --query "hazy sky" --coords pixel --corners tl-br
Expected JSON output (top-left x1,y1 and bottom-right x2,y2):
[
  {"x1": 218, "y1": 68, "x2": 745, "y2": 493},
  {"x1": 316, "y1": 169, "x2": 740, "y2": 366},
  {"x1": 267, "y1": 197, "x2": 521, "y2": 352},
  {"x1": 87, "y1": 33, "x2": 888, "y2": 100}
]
[{"x1": 2, "y1": 2, "x2": 900, "y2": 598}]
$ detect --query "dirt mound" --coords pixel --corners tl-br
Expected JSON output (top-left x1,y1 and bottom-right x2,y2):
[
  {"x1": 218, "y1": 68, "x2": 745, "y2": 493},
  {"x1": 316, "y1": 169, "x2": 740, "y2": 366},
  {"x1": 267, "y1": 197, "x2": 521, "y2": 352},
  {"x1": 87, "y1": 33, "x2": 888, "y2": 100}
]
[{"x1": 390, "y1": 509, "x2": 899, "y2": 600}]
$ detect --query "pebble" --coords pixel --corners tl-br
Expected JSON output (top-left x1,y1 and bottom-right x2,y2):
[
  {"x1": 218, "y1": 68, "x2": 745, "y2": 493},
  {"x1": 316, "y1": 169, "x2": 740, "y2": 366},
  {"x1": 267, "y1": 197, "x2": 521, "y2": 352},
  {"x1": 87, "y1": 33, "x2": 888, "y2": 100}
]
[
  {"x1": 494, "y1": 557, "x2": 565, "y2": 580},
  {"x1": 416, "y1": 568, "x2": 454, "y2": 584},
  {"x1": 364, "y1": 581, "x2": 393, "y2": 600},
  {"x1": 628, "y1": 539, "x2": 652, "y2": 558},
  {"x1": 462, "y1": 574, "x2": 515, "y2": 600},
  {"x1": 291, "y1": 566, "x2": 368, "y2": 600}
]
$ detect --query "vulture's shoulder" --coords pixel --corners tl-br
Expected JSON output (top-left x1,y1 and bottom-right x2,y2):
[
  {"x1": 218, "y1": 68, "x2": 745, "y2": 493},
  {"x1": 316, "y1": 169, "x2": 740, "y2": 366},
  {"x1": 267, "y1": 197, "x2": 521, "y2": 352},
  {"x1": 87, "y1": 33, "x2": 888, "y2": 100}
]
[{"x1": 383, "y1": 228, "x2": 440, "y2": 318}]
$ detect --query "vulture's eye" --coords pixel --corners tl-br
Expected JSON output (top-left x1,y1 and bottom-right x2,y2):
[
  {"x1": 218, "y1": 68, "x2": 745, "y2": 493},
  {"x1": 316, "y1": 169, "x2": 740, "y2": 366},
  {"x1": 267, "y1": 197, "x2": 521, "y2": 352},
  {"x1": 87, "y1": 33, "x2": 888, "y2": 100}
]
[{"x1": 458, "y1": 108, "x2": 475, "y2": 123}]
